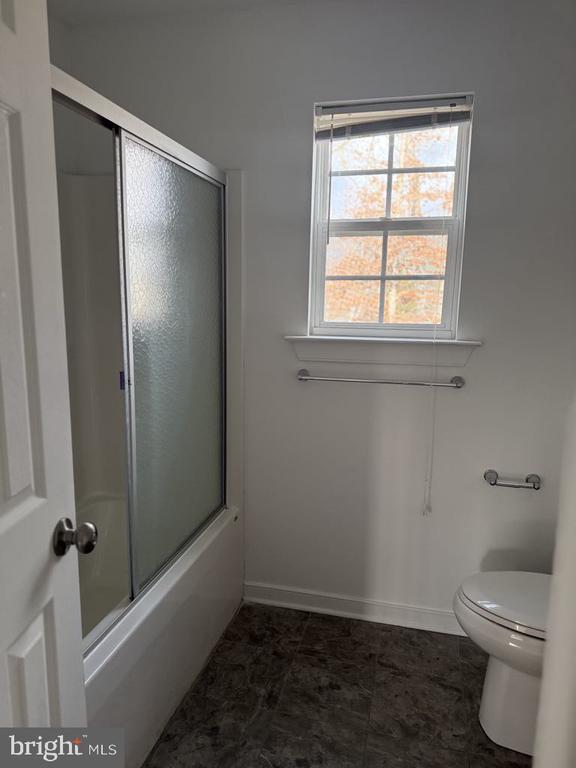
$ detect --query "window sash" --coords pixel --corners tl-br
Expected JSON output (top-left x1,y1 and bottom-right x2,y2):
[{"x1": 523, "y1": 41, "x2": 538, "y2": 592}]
[
  {"x1": 309, "y1": 116, "x2": 470, "y2": 338},
  {"x1": 325, "y1": 275, "x2": 446, "y2": 281},
  {"x1": 319, "y1": 227, "x2": 454, "y2": 329},
  {"x1": 331, "y1": 166, "x2": 456, "y2": 177}
]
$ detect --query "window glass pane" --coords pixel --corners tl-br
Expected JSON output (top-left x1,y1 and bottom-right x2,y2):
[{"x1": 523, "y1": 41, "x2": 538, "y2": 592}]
[
  {"x1": 324, "y1": 280, "x2": 380, "y2": 322},
  {"x1": 331, "y1": 135, "x2": 389, "y2": 172},
  {"x1": 393, "y1": 125, "x2": 458, "y2": 168},
  {"x1": 384, "y1": 280, "x2": 444, "y2": 324},
  {"x1": 326, "y1": 235, "x2": 382, "y2": 276},
  {"x1": 391, "y1": 172, "x2": 454, "y2": 218},
  {"x1": 386, "y1": 234, "x2": 448, "y2": 276},
  {"x1": 331, "y1": 175, "x2": 387, "y2": 219}
]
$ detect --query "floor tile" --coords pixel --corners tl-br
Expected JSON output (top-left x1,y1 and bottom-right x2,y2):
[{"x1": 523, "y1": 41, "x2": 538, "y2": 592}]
[
  {"x1": 143, "y1": 604, "x2": 533, "y2": 768},
  {"x1": 370, "y1": 667, "x2": 469, "y2": 752},
  {"x1": 222, "y1": 603, "x2": 309, "y2": 653},
  {"x1": 147, "y1": 738, "x2": 262, "y2": 768},
  {"x1": 144, "y1": 697, "x2": 272, "y2": 768},
  {"x1": 468, "y1": 718, "x2": 532, "y2": 766},
  {"x1": 191, "y1": 639, "x2": 292, "y2": 708},
  {"x1": 277, "y1": 649, "x2": 374, "y2": 722},
  {"x1": 469, "y1": 751, "x2": 532, "y2": 767},
  {"x1": 364, "y1": 734, "x2": 468, "y2": 767},
  {"x1": 296, "y1": 645, "x2": 376, "y2": 686},
  {"x1": 377, "y1": 626, "x2": 461, "y2": 679},
  {"x1": 272, "y1": 706, "x2": 367, "y2": 746},
  {"x1": 460, "y1": 664, "x2": 485, "y2": 719},
  {"x1": 300, "y1": 612, "x2": 384, "y2": 662},
  {"x1": 459, "y1": 637, "x2": 488, "y2": 669},
  {"x1": 259, "y1": 710, "x2": 365, "y2": 768}
]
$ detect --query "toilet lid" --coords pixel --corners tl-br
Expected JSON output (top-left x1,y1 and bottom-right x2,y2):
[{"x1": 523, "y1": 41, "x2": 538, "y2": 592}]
[{"x1": 460, "y1": 571, "x2": 550, "y2": 639}]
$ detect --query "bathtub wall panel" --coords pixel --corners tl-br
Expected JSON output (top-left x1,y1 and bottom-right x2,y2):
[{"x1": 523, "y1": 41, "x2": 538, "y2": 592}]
[{"x1": 57, "y1": 172, "x2": 127, "y2": 503}]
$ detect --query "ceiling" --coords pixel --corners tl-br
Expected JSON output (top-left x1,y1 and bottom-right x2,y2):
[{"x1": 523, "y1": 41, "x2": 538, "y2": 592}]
[{"x1": 48, "y1": 0, "x2": 272, "y2": 26}]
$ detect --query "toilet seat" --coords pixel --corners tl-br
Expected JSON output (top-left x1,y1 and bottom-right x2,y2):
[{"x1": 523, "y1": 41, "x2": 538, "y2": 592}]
[{"x1": 458, "y1": 571, "x2": 550, "y2": 640}]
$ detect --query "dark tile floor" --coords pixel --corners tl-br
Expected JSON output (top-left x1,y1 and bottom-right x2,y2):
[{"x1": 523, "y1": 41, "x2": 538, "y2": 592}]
[{"x1": 144, "y1": 604, "x2": 532, "y2": 768}]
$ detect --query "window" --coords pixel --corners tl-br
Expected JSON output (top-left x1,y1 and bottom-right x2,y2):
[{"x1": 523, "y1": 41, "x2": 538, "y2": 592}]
[{"x1": 309, "y1": 95, "x2": 473, "y2": 338}]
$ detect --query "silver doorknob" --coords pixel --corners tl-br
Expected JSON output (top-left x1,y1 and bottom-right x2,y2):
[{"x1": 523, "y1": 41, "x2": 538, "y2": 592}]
[{"x1": 53, "y1": 517, "x2": 98, "y2": 556}]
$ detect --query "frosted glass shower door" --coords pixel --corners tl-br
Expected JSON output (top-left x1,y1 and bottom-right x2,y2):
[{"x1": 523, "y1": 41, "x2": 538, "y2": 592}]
[
  {"x1": 122, "y1": 135, "x2": 225, "y2": 591},
  {"x1": 53, "y1": 100, "x2": 131, "y2": 641}
]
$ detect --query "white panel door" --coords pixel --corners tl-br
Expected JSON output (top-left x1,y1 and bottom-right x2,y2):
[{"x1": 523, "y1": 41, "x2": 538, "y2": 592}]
[{"x1": 0, "y1": 0, "x2": 86, "y2": 725}]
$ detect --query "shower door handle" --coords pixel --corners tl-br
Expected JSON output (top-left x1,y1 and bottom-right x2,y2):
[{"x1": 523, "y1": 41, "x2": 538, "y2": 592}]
[{"x1": 53, "y1": 517, "x2": 98, "y2": 556}]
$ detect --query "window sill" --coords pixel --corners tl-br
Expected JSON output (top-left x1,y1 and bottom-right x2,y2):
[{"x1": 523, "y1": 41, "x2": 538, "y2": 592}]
[{"x1": 284, "y1": 335, "x2": 482, "y2": 366}]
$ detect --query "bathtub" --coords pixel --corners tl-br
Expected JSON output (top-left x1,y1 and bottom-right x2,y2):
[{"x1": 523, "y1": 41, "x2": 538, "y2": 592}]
[{"x1": 83, "y1": 506, "x2": 243, "y2": 768}]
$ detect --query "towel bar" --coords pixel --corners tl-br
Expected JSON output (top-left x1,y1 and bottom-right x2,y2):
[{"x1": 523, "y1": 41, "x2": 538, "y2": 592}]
[
  {"x1": 297, "y1": 369, "x2": 465, "y2": 388},
  {"x1": 483, "y1": 469, "x2": 541, "y2": 491}
]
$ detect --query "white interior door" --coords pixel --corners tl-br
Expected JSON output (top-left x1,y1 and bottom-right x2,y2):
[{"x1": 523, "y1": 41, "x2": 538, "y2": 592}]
[{"x1": 0, "y1": 0, "x2": 86, "y2": 725}]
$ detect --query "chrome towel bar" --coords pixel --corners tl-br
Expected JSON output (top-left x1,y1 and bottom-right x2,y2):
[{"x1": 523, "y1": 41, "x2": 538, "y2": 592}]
[
  {"x1": 483, "y1": 469, "x2": 541, "y2": 491},
  {"x1": 297, "y1": 369, "x2": 465, "y2": 388}
]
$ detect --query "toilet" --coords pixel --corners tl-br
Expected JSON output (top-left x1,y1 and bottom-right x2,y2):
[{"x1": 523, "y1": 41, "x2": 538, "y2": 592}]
[{"x1": 453, "y1": 571, "x2": 550, "y2": 756}]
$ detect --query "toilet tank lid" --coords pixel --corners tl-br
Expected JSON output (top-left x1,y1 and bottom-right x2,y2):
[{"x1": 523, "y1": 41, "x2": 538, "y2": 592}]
[{"x1": 460, "y1": 571, "x2": 551, "y2": 634}]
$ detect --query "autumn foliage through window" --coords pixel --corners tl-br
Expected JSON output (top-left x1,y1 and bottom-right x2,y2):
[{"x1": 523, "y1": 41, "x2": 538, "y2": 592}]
[{"x1": 310, "y1": 96, "x2": 472, "y2": 337}]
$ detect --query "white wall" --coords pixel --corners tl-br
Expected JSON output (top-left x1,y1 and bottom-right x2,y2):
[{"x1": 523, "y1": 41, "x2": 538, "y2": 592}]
[
  {"x1": 47, "y1": 13, "x2": 71, "y2": 71},
  {"x1": 49, "y1": 0, "x2": 576, "y2": 631}
]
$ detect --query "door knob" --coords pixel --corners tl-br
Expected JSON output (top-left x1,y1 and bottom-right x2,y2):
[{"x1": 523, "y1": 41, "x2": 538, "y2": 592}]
[{"x1": 53, "y1": 517, "x2": 98, "y2": 556}]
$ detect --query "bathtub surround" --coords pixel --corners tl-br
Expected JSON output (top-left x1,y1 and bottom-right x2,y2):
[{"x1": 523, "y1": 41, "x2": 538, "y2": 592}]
[{"x1": 48, "y1": 0, "x2": 576, "y2": 632}]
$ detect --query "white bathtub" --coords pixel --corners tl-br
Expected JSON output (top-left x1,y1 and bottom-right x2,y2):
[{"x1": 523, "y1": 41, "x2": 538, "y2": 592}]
[{"x1": 83, "y1": 506, "x2": 243, "y2": 768}]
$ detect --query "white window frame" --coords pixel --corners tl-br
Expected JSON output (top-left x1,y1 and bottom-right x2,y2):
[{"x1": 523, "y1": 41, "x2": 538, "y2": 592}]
[{"x1": 308, "y1": 98, "x2": 472, "y2": 339}]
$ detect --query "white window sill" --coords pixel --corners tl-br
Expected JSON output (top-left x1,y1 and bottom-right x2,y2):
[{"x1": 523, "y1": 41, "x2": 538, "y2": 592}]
[{"x1": 284, "y1": 335, "x2": 482, "y2": 366}]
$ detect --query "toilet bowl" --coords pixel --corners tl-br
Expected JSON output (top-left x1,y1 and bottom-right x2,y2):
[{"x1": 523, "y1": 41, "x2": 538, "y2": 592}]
[{"x1": 453, "y1": 571, "x2": 550, "y2": 756}]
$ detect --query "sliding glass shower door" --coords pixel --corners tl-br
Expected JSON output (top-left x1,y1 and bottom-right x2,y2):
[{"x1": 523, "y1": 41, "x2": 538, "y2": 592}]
[
  {"x1": 54, "y1": 89, "x2": 226, "y2": 643},
  {"x1": 122, "y1": 136, "x2": 225, "y2": 592},
  {"x1": 53, "y1": 101, "x2": 131, "y2": 641}
]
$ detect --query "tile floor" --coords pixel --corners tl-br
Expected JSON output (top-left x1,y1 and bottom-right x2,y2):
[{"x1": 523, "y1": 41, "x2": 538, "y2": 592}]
[{"x1": 144, "y1": 604, "x2": 532, "y2": 768}]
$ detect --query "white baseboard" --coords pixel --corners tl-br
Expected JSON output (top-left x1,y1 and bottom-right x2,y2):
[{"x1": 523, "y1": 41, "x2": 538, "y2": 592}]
[{"x1": 244, "y1": 581, "x2": 464, "y2": 636}]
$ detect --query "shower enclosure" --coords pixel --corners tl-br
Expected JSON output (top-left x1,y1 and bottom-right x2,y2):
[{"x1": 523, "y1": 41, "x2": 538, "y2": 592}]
[{"x1": 53, "y1": 82, "x2": 226, "y2": 647}]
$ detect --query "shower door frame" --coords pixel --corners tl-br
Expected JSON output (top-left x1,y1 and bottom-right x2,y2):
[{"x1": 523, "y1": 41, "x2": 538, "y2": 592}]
[{"x1": 52, "y1": 66, "x2": 229, "y2": 649}]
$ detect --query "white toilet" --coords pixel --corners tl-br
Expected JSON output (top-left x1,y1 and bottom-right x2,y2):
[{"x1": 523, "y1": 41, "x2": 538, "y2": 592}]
[{"x1": 453, "y1": 571, "x2": 550, "y2": 756}]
